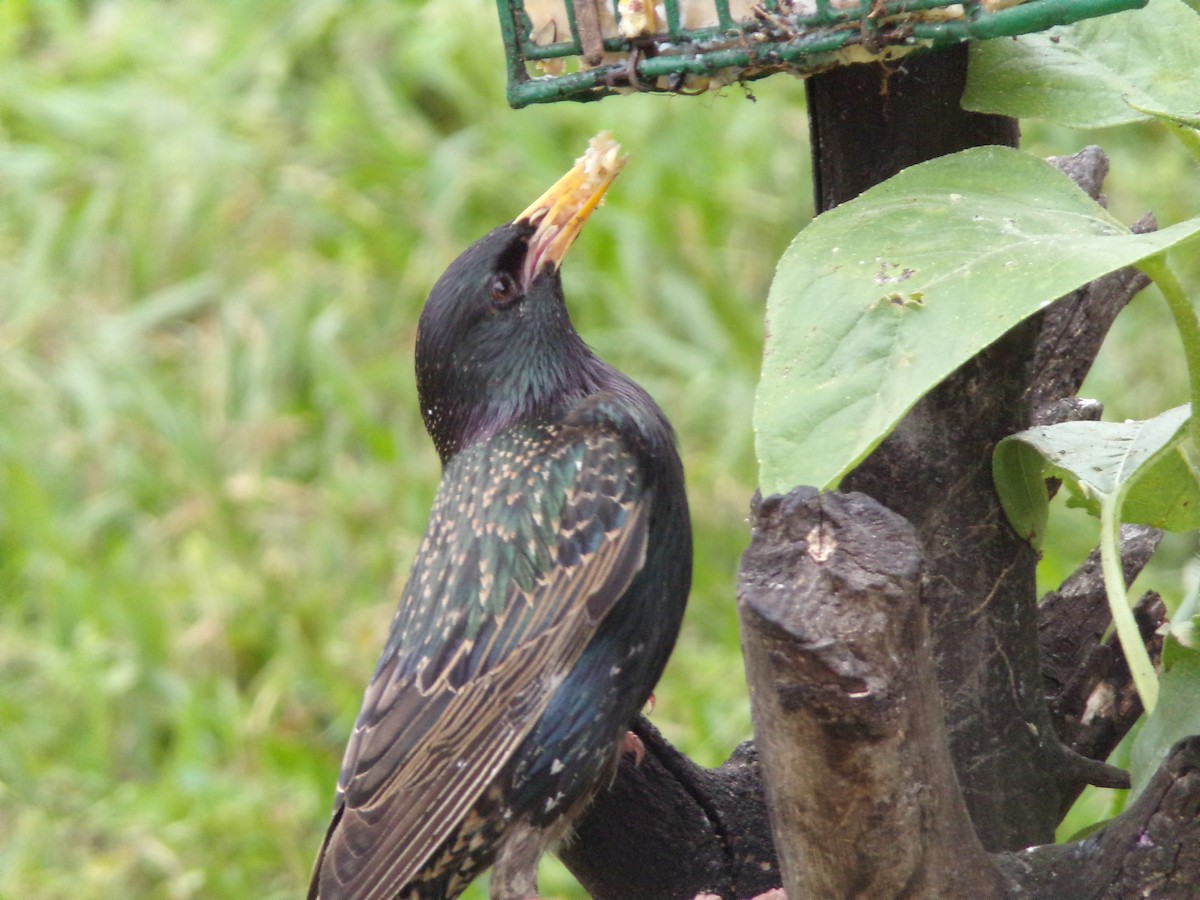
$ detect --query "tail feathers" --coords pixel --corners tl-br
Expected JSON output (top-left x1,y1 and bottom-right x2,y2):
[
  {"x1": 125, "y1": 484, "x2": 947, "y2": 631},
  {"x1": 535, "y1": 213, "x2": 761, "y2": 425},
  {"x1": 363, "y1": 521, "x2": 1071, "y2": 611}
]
[{"x1": 307, "y1": 803, "x2": 344, "y2": 900}]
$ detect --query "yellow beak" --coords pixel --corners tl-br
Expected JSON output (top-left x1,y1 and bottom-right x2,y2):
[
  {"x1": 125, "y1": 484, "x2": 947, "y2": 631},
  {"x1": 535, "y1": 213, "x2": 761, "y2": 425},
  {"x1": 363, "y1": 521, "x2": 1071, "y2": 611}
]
[{"x1": 516, "y1": 132, "x2": 628, "y2": 286}]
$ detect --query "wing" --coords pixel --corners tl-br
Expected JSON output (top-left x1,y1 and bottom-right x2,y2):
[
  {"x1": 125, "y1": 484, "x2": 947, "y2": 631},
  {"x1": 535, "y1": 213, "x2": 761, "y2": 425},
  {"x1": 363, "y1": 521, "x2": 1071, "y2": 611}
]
[{"x1": 310, "y1": 423, "x2": 649, "y2": 899}]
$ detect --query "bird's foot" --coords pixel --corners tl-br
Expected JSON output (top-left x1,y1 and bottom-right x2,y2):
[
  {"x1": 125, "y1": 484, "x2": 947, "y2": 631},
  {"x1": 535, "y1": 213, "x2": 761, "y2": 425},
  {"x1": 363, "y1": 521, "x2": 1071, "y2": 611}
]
[{"x1": 621, "y1": 730, "x2": 646, "y2": 767}]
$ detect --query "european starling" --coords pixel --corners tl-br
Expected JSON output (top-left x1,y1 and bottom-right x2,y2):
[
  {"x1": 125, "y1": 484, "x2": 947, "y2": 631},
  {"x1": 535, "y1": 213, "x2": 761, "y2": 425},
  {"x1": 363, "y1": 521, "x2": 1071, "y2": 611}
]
[{"x1": 308, "y1": 133, "x2": 692, "y2": 900}]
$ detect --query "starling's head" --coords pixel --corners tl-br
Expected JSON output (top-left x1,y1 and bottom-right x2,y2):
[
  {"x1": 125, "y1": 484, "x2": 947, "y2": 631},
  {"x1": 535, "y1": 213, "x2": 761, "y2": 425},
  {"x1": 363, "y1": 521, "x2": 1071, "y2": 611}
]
[{"x1": 416, "y1": 134, "x2": 627, "y2": 462}]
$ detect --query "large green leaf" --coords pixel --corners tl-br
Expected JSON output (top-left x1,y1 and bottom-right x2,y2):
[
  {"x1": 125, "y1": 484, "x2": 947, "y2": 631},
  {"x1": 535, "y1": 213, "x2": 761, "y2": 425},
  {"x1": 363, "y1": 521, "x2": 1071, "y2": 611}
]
[
  {"x1": 1131, "y1": 641, "x2": 1200, "y2": 794},
  {"x1": 993, "y1": 405, "x2": 1200, "y2": 546},
  {"x1": 755, "y1": 146, "x2": 1200, "y2": 494},
  {"x1": 1125, "y1": 100, "x2": 1200, "y2": 132},
  {"x1": 964, "y1": 0, "x2": 1200, "y2": 129}
]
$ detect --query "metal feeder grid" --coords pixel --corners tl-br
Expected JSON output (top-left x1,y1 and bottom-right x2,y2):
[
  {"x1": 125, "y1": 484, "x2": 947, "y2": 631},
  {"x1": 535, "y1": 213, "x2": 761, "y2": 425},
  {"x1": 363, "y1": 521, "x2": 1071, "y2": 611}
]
[{"x1": 497, "y1": 0, "x2": 1148, "y2": 107}]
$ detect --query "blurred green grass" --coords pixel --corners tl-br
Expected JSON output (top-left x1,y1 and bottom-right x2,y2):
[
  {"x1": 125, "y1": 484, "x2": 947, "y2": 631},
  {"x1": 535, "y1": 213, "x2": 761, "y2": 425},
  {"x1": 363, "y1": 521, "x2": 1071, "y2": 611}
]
[{"x1": 0, "y1": 1, "x2": 1195, "y2": 897}]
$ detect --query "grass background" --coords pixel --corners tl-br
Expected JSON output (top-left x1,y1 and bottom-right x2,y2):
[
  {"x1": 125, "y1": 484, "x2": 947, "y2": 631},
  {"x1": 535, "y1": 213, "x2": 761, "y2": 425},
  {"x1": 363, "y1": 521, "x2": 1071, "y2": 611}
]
[{"x1": 0, "y1": 1, "x2": 1196, "y2": 897}]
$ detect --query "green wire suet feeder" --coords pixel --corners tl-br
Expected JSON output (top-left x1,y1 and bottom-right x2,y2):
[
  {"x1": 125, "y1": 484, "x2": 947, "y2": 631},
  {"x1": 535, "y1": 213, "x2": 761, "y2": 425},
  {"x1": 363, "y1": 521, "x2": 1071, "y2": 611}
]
[{"x1": 498, "y1": 0, "x2": 1146, "y2": 107}]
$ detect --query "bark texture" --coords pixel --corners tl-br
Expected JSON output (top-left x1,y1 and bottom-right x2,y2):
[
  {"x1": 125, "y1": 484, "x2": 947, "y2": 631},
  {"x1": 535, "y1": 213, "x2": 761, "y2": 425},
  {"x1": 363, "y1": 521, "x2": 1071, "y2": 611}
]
[
  {"x1": 562, "y1": 723, "x2": 779, "y2": 900},
  {"x1": 738, "y1": 489, "x2": 1006, "y2": 900}
]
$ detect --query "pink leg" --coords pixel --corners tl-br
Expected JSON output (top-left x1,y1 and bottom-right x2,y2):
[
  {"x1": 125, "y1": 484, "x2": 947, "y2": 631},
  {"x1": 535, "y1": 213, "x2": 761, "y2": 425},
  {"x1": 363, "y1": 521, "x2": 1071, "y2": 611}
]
[{"x1": 621, "y1": 730, "x2": 646, "y2": 767}]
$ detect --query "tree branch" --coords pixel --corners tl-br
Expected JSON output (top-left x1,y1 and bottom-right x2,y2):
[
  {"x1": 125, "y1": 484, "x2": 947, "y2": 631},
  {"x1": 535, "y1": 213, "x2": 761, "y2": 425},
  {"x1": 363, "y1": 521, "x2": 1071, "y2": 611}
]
[
  {"x1": 738, "y1": 488, "x2": 1007, "y2": 899},
  {"x1": 1040, "y1": 525, "x2": 1166, "y2": 771},
  {"x1": 998, "y1": 737, "x2": 1200, "y2": 897},
  {"x1": 561, "y1": 720, "x2": 778, "y2": 900},
  {"x1": 1032, "y1": 147, "x2": 1155, "y2": 417}
]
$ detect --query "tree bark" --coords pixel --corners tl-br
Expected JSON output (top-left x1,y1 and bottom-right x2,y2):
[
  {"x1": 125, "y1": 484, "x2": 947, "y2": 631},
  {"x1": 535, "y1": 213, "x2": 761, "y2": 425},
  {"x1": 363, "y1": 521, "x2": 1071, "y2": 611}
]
[
  {"x1": 738, "y1": 488, "x2": 1007, "y2": 899},
  {"x1": 806, "y1": 46, "x2": 1019, "y2": 211},
  {"x1": 562, "y1": 724, "x2": 779, "y2": 900},
  {"x1": 998, "y1": 736, "x2": 1200, "y2": 898}
]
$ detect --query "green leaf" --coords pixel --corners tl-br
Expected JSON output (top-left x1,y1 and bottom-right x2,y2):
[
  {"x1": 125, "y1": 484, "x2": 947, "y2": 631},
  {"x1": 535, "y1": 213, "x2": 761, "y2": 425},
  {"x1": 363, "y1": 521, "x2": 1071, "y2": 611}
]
[
  {"x1": 1122, "y1": 429, "x2": 1200, "y2": 527},
  {"x1": 1125, "y1": 99, "x2": 1200, "y2": 132},
  {"x1": 1131, "y1": 642, "x2": 1200, "y2": 794},
  {"x1": 993, "y1": 405, "x2": 1200, "y2": 540},
  {"x1": 994, "y1": 406, "x2": 1199, "y2": 711},
  {"x1": 991, "y1": 439, "x2": 1050, "y2": 547},
  {"x1": 755, "y1": 147, "x2": 1200, "y2": 494},
  {"x1": 964, "y1": 0, "x2": 1200, "y2": 129},
  {"x1": 1163, "y1": 621, "x2": 1200, "y2": 668}
]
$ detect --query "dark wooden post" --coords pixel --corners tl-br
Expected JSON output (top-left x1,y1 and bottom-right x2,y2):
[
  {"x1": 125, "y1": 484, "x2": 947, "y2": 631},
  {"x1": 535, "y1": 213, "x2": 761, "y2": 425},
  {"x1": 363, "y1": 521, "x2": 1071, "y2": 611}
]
[{"x1": 806, "y1": 46, "x2": 1086, "y2": 850}]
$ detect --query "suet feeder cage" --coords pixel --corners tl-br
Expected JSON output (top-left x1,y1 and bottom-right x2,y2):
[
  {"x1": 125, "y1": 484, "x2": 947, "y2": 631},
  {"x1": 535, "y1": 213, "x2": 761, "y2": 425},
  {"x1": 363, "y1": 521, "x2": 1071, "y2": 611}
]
[{"x1": 497, "y1": 0, "x2": 1147, "y2": 106}]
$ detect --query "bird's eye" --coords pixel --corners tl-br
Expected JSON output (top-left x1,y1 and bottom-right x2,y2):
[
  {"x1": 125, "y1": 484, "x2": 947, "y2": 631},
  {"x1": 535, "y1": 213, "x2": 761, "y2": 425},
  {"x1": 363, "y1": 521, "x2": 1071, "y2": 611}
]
[{"x1": 489, "y1": 273, "x2": 520, "y2": 308}]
